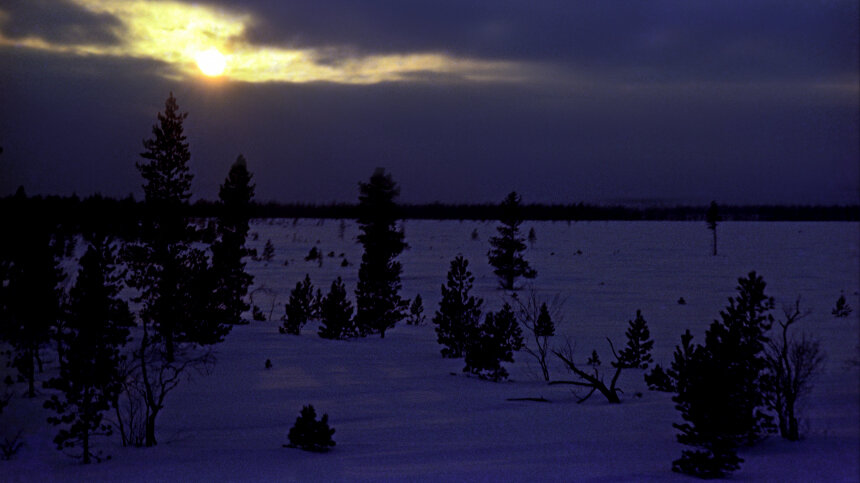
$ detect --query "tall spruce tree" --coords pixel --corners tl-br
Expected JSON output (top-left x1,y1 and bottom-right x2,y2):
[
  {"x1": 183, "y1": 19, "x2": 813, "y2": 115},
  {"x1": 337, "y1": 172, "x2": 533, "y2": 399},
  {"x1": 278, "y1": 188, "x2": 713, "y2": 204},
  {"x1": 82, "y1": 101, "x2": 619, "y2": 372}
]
[
  {"x1": 354, "y1": 168, "x2": 408, "y2": 338},
  {"x1": 433, "y1": 255, "x2": 483, "y2": 358},
  {"x1": 122, "y1": 93, "x2": 228, "y2": 446},
  {"x1": 212, "y1": 155, "x2": 255, "y2": 325},
  {"x1": 44, "y1": 238, "x2": 133, "y2": 464},
  {"x1": 488, "y1": 192, "x2": 536, "y2": 290}
]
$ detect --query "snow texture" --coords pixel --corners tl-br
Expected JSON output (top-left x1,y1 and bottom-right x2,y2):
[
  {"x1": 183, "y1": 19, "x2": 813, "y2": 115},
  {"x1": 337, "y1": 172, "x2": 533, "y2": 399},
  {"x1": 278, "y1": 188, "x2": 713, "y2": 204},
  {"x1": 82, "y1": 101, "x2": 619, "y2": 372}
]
[{"x1": 3, "y1": 220, "x2": 858, "y2": 481}]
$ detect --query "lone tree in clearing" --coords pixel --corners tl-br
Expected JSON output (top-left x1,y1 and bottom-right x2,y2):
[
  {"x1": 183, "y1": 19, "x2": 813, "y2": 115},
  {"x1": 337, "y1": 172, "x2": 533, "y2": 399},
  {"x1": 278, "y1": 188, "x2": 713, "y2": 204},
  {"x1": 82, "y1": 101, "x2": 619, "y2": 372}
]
[
  {"x1": 212, "y1": 155, "x2": 255, "y2": 325},
  {"x1": 706, "y1": 201, "x2": 720, "y2": 256},
  {"x1": 488, "y1": 191, "x2": 536, "y2": 290},
  {"x1": 286, "y1": 405, "x2": 335, "y2": 452},
  {"x1": 354, "y1": 168, "x2": 408, "y2": 338}
]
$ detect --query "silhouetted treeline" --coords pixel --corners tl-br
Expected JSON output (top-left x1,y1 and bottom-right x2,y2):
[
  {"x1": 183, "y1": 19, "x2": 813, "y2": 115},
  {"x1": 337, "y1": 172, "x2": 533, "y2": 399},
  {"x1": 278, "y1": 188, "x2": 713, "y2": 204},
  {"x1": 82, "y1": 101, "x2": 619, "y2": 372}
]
[
  {"x1": 1, "y1": 194, "x2": 858, "y2": 234},
  {"x1": 195, "y1": 200, "x2": 860, "y2": 221}
]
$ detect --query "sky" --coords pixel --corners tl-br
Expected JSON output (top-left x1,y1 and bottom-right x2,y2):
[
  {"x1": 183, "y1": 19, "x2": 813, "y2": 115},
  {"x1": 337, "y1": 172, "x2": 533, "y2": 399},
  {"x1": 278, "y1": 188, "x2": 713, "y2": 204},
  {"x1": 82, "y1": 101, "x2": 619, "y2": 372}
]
[{"x1": 0, "y1": 0, "x2": 857, "y2": 205}]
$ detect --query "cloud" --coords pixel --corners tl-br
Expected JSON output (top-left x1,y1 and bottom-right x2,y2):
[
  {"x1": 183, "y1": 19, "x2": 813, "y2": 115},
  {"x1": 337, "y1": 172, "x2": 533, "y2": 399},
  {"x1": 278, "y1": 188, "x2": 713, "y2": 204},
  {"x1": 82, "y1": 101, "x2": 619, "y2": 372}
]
[
  {"x1": 0, "y1": 0, "x2": 120, "y2": 45},
  {"x1": 0, "y1": 0, "x2": 534, "y2": 84}
]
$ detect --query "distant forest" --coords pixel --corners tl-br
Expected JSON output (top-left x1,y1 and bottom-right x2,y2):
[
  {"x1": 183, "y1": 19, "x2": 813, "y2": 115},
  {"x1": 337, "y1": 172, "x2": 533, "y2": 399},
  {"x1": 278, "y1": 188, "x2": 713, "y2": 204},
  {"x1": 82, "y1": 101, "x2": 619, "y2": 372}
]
[{"x1": 1, "y1": 192, "x2": 858, "y2": 236}]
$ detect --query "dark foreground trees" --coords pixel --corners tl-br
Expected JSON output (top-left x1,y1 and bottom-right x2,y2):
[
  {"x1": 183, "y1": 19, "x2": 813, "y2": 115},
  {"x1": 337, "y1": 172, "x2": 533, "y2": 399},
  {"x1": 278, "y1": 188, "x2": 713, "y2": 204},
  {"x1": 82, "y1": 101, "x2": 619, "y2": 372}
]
[
  {"x1": 648, "y1": 271, "x2": 776, "y2": 478},
  {"x1": 0, "y1": 205, "x2": 65, "y2": 398},
  {"x1": 44, "y1": 238, "x2": 133, "y2": 463},
  {"x1": 488, "y1": 192, "x2": 536, "y2": 290},
  {"x1": 354, "y1": 168, "x2": 408, "y2": 337}
]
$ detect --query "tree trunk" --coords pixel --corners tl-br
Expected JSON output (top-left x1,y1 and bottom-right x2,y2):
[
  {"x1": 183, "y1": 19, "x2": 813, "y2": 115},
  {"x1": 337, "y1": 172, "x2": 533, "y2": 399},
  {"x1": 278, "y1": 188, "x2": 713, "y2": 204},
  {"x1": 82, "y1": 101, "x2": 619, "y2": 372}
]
[
  {"x1": 712, "y1": 228, "x2": 717, "y2": 256},
  {"x1": 145, "y1": 410, "x2": 158, "y2": 447}
]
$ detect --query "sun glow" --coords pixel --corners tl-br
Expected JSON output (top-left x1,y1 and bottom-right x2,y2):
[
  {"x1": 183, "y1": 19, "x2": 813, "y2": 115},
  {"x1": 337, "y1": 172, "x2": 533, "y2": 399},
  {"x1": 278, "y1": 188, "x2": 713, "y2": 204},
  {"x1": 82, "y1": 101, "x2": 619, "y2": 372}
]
[
  {"x1": 196, "y1": 48, "x2": 226, "y2": 76},
  {"x1": 0, "y1": 0, "x2": 528, "y2": 84}
]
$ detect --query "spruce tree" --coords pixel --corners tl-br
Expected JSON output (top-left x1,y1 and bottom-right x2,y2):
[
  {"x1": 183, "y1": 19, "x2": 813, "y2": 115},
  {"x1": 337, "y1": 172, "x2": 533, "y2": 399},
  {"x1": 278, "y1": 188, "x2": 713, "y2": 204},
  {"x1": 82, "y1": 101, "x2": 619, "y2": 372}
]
[
  {"x1": 212, "y1": 155, "x2": 255, "y2": 325},
  {"x1": 488, "y1": 192, "x2": 536, "y2": 290},
  {"x1": 44, "y1": 239, "x2": 133, "y2": 464},
  {"x1": 433, "y1": 256, "x2": 483, "y2": 358},
  {"x1": 286, "y1": 405, "x2": 335, "y2": 452},
  {"x1": 615, "y1": 310, "x2": 654, "y2": 370},
  {"x1": 354, "y1": 168, "x2": 408, "y2": 338},
  {"x1": 318, "y1": 277, "x2": 354, "y2": 340},
  {"x1": 280, "y1": 275, "x2": 315, "y2": 335},
  {"x1": 668, "y1": 272, "x2": 775, "y2": 477},
  {"x1": 463, "y1": 303, "x2": 523, "y2": 381}
]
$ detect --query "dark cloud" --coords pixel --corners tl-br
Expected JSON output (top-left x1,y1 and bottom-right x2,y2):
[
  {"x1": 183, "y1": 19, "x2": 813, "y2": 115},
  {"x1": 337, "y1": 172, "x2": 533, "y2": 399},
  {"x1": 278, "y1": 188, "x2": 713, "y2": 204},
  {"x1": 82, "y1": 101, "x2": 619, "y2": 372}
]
[
  {"x1": 0, "y1": 0, "x2": 121, "y2": 46},
  {"x1": 205, "y1": 0, "x2": 858, "y2": 83}
]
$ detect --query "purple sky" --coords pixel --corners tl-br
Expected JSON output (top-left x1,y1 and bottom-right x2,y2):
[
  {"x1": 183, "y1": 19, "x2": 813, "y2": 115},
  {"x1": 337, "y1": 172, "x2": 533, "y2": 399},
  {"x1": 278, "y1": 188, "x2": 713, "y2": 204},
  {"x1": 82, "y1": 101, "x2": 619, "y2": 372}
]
[{"x1": 0, "y1": 1, "x2": 857, "y2": 205}]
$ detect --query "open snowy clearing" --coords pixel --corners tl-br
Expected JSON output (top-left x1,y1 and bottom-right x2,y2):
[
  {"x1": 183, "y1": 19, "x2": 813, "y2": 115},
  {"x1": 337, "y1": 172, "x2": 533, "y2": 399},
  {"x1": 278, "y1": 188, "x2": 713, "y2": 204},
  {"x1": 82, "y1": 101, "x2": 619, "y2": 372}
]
[{"x1": 4, "y1": 220, "x2": 859, "y2": 481}]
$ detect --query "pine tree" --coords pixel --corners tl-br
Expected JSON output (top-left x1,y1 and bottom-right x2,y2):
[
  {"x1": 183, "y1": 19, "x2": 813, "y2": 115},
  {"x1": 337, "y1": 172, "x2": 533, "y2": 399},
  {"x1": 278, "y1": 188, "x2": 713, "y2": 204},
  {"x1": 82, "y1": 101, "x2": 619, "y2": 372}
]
[
  {"x1": 212, "y1": 155, "x2": 255, "y2": 325},
  {"x1": 463, "y1": 303, "x2": 523, "y2": 381},
  {"x1": 615, "y1": 310, "x2": 654, "y2": 370},
  {"x1": 669, "y1": 272, "x2": 775, "y2": 477},
  {"x1": 706, "y1": 201, "x2": 720, "y2": 256},
  {"x1": 280, "y1": 275, "x2": 315, "y2": 335},
  {"x1": 433, "y1": 256, "x2": 483, "y2": 358},
  {"x1": 286, "y1": 405, "x2": 335, "y2": 452},
  {"x1": 354, "y1": 168, "x2": 408, "y2": 338},
  {"x1": 488, "y1": 192, "x2": 536, "y2": 290},
  {"x1": 318, "y1": 277, "x2": 354, "y2": 340},
  {"x1": 44, "y1": 239, "x2": 133, "y2": 464},
  {"x1": 122, "y1": 93, "x2": 227, "y2": 446}
]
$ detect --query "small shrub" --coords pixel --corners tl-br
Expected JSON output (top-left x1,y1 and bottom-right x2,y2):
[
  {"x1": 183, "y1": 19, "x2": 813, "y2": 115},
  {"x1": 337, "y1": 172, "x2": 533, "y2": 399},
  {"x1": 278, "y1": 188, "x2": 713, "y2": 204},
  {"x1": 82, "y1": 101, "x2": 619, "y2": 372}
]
[
  {"x1": 406, "y1": 295, "x2": 426, "y2": 326},
  {"x1": 285, "y1": 405, "x2": 335, "y2": 452},
  {"x1": 261, "y1": 240, "x2": 275, "y2": 262},
  {"x1": 252, "y1": 305, "x2": 267, "y2": 321},
  {"x1": 0, "y1": 429, "x2": 24, "y2": 460},
  {"x1": 832, "y1": 294, "x2": 852, "y2": 318}
]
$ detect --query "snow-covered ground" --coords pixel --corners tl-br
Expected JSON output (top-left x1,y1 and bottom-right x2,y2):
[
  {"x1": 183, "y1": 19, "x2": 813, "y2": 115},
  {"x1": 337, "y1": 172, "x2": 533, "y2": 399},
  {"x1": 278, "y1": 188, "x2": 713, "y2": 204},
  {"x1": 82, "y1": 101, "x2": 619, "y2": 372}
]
[{"x1": 4, "y1": 220, "x2": 859, "y2": 481}]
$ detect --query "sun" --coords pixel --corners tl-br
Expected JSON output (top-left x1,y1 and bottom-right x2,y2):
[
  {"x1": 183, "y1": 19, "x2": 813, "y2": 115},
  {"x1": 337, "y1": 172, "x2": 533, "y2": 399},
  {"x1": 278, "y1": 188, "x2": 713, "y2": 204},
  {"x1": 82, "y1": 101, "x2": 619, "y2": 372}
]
[{"x1": 195, "y1": 48, "x2": 226, "y2": 76}]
